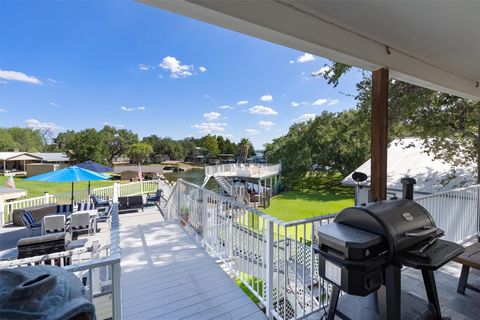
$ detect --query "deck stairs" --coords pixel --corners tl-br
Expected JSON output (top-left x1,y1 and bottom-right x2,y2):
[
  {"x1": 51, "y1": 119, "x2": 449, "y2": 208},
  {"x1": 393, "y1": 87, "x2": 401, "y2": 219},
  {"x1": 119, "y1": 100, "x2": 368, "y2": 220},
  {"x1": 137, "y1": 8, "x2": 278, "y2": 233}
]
[{"x1": 213, "y1": 175, "x2": 251, "y2": 205}]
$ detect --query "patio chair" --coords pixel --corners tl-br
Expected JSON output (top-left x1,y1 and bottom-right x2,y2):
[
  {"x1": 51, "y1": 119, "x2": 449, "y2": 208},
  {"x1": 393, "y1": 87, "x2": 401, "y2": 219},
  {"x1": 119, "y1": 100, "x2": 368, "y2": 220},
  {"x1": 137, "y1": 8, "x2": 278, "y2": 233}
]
[
  {"x1": 147, "y1": 189, "x2": 163, "y2": 205},
  {"x1": 68, "y1": 212, "x2": 93, "y2": 237},
  {"x1": 20, "y1": 211, "x2": 42, "y2": 236},
  {"x1": 91, "y1": 194, "x2": 110, "y2": 208},
  {"x1": 77, "y1": 202, "x2": 95, "y2": 212},
  {"x1": 43, "y1": 214, "x2": 66, "y2": 235},
  {"x1": 56, "y1": 204, "x2": 73, "y2": 214}
]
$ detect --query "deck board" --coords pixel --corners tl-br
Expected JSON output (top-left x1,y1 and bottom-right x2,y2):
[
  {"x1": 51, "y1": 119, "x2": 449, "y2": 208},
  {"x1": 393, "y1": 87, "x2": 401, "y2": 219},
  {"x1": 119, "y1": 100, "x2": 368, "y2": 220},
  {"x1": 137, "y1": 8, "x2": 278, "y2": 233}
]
[{"x1": 120, "y1": 209, "x2": 266, "y2": 320}]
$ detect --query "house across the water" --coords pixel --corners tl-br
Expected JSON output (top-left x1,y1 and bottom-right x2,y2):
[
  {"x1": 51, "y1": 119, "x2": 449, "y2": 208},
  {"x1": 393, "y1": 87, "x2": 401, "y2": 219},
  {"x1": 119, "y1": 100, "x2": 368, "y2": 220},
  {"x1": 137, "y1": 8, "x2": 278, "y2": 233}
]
[
  {"x1": 342, "y1": 138, "x2": 476, "y2": 203},
  {"x1": 0, "y1": 152, "x2": 71, "y2": 177}
]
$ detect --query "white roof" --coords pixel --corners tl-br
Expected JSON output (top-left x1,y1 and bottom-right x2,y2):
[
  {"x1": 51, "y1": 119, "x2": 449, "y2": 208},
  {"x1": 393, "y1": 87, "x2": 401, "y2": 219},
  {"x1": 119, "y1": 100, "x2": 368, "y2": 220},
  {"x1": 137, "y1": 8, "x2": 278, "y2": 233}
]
[
  {"x1": 141, "y1": 0, "x2": 480, "y2": 101},
  {"x1": 0, "y1": 152, "x2": 41, "y2": 161},
  {"x1": 0, "y1": 152, "x2": 68, "y2": 162},
  {"x1": 342, "y1": 139, "x2": 476, "y2": 194}
]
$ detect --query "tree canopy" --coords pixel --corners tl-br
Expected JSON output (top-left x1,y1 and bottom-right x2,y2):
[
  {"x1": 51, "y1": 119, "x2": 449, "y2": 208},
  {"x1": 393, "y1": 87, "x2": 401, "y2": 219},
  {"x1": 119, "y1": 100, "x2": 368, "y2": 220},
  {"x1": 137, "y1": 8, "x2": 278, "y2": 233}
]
[{"x1": 0, "y1": 127, "x2": 45, "y2": 152}]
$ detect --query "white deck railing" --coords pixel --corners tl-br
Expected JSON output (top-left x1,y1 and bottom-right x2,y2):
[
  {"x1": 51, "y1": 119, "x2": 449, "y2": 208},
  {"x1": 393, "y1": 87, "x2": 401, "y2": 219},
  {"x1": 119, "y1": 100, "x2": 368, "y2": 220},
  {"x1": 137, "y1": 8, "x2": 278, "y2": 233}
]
[
  {"x1": 205, "y1": 163, "x2": 281, "y2": 179},
  {"x1": 165, "y1": 179, "x2": 335, "y2": 320},
  {"x1": 164, "y1": 179, "x2": 480, "y2": 320},
  {"x1": 416, "y1": 184, "x2": 480, "y2": 243},
  {"x1": 0, "y1": 192, "x2": 127, "y2": 320},
  {"x1": 1, "y1": 180, "x2": 161, "y2": 226}
]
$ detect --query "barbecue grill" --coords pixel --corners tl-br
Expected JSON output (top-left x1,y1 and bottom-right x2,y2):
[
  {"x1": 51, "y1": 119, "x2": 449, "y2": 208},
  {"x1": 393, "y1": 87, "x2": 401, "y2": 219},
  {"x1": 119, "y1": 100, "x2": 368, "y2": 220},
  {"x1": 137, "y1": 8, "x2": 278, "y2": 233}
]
[{"x1": 317, "y1": 179, "x2": 464, "y2": 320}]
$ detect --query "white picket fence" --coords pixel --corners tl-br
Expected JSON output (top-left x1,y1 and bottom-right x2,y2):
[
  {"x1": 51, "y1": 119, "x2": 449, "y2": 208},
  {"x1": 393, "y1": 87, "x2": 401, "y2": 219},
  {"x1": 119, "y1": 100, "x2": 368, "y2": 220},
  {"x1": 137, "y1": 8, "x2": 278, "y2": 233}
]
[{"x1": 1, "y1": 180, "x2": 161, "y2": 226}]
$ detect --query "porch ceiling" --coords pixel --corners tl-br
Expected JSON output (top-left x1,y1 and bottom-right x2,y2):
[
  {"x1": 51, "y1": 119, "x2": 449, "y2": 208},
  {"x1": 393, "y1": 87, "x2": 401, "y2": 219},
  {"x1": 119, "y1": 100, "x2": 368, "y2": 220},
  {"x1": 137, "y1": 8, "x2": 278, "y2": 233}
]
[{"x1": 140, "y1": 0, "x2": 480, "y2": 101}]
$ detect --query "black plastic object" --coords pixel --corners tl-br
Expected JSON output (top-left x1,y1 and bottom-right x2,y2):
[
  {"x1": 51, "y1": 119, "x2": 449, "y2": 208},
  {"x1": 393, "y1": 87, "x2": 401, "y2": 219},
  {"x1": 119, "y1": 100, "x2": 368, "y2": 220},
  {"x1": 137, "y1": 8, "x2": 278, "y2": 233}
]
[
  {"x1": 401, "y1": 177, "x2": 416, "y2": 200},
  {"x1": 352, "y1": 171, "x2": 368, "y2": 183},
  {"x1": 0, "y1": 265, "x2": 96, "y2": 320}
]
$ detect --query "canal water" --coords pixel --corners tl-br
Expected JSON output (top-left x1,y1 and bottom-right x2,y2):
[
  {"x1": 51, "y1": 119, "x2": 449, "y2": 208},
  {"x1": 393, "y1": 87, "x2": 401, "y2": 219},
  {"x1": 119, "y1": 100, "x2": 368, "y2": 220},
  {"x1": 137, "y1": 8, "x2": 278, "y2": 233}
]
[{"x1": 163, "y1": 168, "x2": 217, "y2": 189}]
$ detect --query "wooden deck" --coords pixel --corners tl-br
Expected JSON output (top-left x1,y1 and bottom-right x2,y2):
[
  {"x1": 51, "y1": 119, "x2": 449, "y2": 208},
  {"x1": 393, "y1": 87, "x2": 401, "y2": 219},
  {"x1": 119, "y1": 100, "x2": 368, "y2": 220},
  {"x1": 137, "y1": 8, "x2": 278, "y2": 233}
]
[{"x1": 119, "y1": 208, "x2": 267, "y2": 320}]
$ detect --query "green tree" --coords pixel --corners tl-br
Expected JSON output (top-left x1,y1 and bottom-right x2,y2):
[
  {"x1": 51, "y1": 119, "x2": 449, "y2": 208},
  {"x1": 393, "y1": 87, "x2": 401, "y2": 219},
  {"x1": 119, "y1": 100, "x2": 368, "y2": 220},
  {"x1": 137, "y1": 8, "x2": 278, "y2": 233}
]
[
  {"x1": 200, "y1": 135, "x2": 219, "y2": 159},
  {"x1": 101, "y1": 126, "x2": 138, "y2": 164},
  {"x1": 60, "y1": 129, "x2": 109, "y2": 164},
  {"x1": 239, "y1": 138, "x2": 252, "y2": 163},
  {"x1": 0, "y1": 128, "x2": 18, "y2": 151},
  {"x1": 0, "y1": 127, "x2": 45, "y2": 152},
  {"x1": 315, "y1": 62, "x2": 480, "y2": 182},
  {"x1": 128, "y1": 143, "x2": 153, "y2": 164}
]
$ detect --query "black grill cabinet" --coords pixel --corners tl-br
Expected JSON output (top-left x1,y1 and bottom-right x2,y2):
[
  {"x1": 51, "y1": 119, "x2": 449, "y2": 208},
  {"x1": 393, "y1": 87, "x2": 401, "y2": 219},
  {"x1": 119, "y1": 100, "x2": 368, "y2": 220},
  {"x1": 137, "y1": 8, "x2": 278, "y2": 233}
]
[{"x1": 317, "y1": 198, "x2": 464, "y2": 320}]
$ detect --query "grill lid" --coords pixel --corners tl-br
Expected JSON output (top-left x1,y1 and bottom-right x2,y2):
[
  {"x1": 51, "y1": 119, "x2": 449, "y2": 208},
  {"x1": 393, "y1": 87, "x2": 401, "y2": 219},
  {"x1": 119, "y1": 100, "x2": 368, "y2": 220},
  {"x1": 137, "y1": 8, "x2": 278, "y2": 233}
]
[{"x1": 334, "y1": 199, "x2": 436, "y2": 255}]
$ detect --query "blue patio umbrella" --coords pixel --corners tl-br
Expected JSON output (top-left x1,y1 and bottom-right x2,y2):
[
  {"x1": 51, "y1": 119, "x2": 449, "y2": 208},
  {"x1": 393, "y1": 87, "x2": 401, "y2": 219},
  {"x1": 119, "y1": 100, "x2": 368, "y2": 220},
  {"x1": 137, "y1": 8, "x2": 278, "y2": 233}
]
[
  {"x1": 25, "y1": 166, "x2": 109, "y2": 210},
  {"x1": 77, "y1": 160, "x2": 113, "y2": 173}
]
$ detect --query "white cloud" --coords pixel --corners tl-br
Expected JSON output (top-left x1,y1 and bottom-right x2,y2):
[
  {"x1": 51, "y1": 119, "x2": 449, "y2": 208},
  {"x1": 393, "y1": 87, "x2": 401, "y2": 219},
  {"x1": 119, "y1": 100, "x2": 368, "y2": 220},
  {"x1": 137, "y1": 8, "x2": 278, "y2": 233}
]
[
  {"x1": 291, "y1": 53, "x2": 315, "y2": 64},
  {"x1": 237, "y1": 100, "x2": 248, "y2": 105},
  {"x1": 24, "y1": 119, "x2": 62, "y2": 131},
  {"x1": 204, "y1": 94, "x2": 211, "y2": 98},
  {"x1": 293, "y1": 113, "x2": 316, "y2": 123},
  {"x1": 120, "y1": 106, "x2": 145, "y2": 112},
  {"x1": 203, "y1": 112, "x2": 221, "y2": 121},
  {"x1": 138, "y1": 64, "x2": 153, "y2": 71},
  {"x1": 0, "y1": 70, "x2": 42, "y2": 84},
  {"x1": 0, "y1": 108, "x2": 6, "y2": 112},
  {"x1": 291, "y1": 101, "x2": 300, "y2": 107},
  {"x1": 249, "y1": 105, "x2": 278, "y2": 115},
  {"x1": 258, "y1": 120, "x2": 275, "y2": 130},
  {"x1": 102, "y1": 122, "x2": 125, "y2": 128},
  {"x1": 246, "y1": 128, "x2": 260, "y2": 135},
  {"x1": 311, "y1": 66, "x2": 334, "y2": 78},
  {"x1": 159, "y1": 56, "x2": 193, "y2": 78},
  {"x1": 312, "y1": 98, "x2": 328, "y2": 106},
  {"x1": 46, "y1": 78, "x2": 57, "y2": 83},
  {"x1": 199, "y1": 66, "x2": 207, "y2": 73},
  {"x1": 50, "y1": 102, "x2": 59, "y2": 107},
  {"x1": 328, "y1": 99, "x2": 339, "y2": 106},
  {"x1": 219, "y1": 105, "x2": 233, "y2": 110},
  {"x1": 260, "y1": 94, "x2": 273, "y2": 102},
  {"x1": 192, "y1": 122, "x2": 227, "y2": 133}
]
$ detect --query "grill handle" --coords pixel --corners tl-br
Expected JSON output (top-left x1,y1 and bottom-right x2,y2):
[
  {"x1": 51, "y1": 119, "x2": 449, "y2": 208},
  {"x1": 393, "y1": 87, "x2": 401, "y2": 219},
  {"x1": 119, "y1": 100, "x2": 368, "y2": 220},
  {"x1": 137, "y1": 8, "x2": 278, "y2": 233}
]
[{"x1": 405, "y1": 227, "x2": 436, "y2": 237}]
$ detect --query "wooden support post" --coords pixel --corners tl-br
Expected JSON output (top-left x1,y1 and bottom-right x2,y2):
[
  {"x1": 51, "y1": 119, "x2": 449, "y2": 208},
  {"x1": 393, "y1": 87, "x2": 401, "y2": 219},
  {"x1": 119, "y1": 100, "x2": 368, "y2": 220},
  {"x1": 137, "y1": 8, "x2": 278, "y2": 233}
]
[{"x1": 371, "y1": 68, "x2": 389, "y2": 202}]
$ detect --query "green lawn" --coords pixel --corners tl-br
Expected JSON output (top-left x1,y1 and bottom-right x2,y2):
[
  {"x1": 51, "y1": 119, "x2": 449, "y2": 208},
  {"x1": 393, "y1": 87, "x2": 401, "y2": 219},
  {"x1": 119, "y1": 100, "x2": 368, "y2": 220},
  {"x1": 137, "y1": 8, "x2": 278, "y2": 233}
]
[
  {"x1": 263, "y1": 190, "x2": 354, "y2": 221},
  {"x1": 0, "y1": 176, "x2": 116, "y2": 198}
]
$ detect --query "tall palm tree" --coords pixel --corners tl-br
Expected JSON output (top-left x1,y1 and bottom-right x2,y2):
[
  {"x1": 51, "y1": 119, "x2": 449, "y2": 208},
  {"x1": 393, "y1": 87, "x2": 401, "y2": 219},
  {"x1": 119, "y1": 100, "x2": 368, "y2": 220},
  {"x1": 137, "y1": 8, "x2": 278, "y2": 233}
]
[{"x1": 240, "y1": 138, "x2": 251, "y2": 163}]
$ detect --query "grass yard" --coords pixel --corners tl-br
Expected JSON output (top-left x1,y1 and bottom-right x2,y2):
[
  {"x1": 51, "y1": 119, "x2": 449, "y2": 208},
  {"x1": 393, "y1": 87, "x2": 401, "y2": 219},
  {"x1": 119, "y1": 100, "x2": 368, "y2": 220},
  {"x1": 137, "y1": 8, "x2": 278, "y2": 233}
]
[
  {"x1": 0, "y1": 176, "x2": 116, "y2": 198},
  {"x1": 263, "y1": 190, "x2": 354, "y2": 222}
]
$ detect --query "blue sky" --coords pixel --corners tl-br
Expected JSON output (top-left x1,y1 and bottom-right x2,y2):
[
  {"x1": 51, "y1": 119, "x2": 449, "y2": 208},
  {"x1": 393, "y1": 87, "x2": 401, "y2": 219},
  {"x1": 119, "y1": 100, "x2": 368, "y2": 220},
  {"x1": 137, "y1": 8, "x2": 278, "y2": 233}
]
[{"x1": 0, "y1": 1, "x2": 362, "y2": 149}]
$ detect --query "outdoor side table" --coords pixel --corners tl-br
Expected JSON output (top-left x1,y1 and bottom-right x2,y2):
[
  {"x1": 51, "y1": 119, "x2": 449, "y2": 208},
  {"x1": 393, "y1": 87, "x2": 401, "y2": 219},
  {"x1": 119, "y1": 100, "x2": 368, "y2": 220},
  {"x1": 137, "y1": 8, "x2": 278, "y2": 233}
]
[{"x1": 454, "y1": 242, "x2": 480, "y2": 294}]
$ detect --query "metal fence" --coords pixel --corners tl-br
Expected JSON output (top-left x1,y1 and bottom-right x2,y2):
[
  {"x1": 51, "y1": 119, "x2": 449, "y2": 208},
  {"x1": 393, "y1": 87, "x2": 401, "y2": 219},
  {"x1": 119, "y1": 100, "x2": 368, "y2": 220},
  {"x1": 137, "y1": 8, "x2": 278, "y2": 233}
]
[
  {"x1": 416, "y1": 184, "x2": 480, "y2": 243},
  {"x1": 165, "y1": 179, "x2": 335, "y2": 320}
]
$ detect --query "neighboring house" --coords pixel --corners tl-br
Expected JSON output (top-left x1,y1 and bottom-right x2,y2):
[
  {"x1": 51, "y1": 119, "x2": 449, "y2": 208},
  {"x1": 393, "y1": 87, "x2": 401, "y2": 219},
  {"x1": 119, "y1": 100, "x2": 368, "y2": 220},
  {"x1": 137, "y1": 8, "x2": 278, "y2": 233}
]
[
  {"x1": 190, "y1": 147, "x2": 205, "y2": 164},
  {"x1": 112, "y1": 156, "x2": 130, "y2": 166},
  {"x1": 342, "y1": 138, "x2": 476, "y2": 203},
  {"x1": 0, "y1": 152, "x2": 70, "y2": 176},
  {"x1": 113, "y1": 165, "x2": 163, "y2": 181},
  {"x1": 218, "y1": 154, "x2": 235, "y2": 164}
]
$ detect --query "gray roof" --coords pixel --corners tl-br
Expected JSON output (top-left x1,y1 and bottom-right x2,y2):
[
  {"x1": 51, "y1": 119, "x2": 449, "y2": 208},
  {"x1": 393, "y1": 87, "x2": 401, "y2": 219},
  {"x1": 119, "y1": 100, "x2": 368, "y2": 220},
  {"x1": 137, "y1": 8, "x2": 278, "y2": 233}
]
[
  {"x1": 342, "y1": 138, "x2": 476, "y2": 194},
  {"x1": 31, "y1": 153, "x2": 70, "y2": 162},
  {"x1": 114, "y1": 165, "x2": 164, "y2": 173}
]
